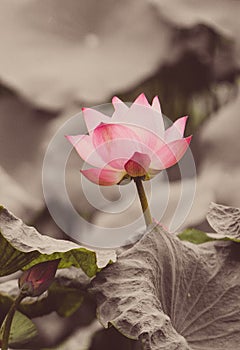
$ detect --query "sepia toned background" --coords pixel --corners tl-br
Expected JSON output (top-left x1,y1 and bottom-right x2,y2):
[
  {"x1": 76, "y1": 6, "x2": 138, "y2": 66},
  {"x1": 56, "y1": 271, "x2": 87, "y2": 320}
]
[{"x1": 0, "y1": 0, "x2": 240, "y2": 348}]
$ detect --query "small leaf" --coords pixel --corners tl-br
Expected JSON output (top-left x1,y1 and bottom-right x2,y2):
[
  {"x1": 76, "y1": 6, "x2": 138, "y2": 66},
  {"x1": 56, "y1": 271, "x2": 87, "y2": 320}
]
[
  {"x1": 179, "y1": 203, "x2": 240, "y2": 245},
  {"x1": 178, "y1": 228, "x2": 215, "y2": 244},
  {"x1": 206, "y1": 202, "x2": 240, "y2": 241},
  {"x1": 0, "y1": 310, "x2": 37, "y2": 346},
  {"x1": 91, "y1": 224, "x2": 240, "y2": 350},
  {"x1": 0, "y1": 206, "x2": 99, "y2": 277}
]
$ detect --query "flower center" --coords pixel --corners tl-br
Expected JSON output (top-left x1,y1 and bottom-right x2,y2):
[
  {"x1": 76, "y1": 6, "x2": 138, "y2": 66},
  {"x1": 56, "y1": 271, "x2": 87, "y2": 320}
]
[{"x1": 124, "y1": 152, "x2": 151, "y2": 178}]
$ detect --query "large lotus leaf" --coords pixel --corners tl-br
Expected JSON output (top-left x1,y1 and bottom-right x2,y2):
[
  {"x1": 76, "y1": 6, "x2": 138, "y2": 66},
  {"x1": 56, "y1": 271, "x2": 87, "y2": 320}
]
[
  {"x1": 0, "y1": 206, "x2": 102, "y2": 277},
  {"x1": 91, "y1": 224, "x2": 240, "y2": 350}
]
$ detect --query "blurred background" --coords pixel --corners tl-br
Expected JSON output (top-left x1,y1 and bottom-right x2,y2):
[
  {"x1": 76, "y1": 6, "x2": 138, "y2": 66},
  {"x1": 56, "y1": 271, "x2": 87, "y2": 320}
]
[{"x1": 0, "y1": 0, "x2": 240, "y2": 348}]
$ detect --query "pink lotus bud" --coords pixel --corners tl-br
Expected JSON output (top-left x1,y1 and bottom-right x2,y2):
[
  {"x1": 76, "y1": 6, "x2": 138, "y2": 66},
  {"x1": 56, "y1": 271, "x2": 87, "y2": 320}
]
[{"x1": 19, "y1": 259, "x2": 60, "y2": 297}]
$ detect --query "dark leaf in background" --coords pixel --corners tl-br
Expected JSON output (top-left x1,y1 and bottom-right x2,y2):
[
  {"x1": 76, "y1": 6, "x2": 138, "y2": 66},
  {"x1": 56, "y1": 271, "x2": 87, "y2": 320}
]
[{"x1": 45, "y1": 320, "x2": 102, "y2": 350}]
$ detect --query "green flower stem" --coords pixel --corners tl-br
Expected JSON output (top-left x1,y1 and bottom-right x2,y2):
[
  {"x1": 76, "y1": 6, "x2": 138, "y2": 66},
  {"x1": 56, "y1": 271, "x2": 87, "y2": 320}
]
[
  {"x1": 134, "y1": 178, "x2": 152, "y2": 227},
  {"x1": 1, "y1": 293, "x2": 25, "y2": 350}
]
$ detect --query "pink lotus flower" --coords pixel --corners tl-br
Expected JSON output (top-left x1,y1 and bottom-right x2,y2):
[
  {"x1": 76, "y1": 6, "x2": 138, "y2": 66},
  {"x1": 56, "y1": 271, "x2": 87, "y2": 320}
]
[{"x1": 66, "y1": 94, "x2": 191, "y2": 186}]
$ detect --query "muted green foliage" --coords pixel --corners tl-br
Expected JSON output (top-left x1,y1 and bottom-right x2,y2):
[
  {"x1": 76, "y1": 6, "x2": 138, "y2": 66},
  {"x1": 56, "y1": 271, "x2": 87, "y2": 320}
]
[
  {"x1": 0, "y1": 310, "x2": 37, "y2": 346},
  {"x1": 0, "y1": 206, "x2": 99, "y2": 277},
  {"x1": 48, "y1": 281, "x2": 84, "y2": 317},
  {"x1": 178, "y1": 228, "x2": 215, "y2": 244}
]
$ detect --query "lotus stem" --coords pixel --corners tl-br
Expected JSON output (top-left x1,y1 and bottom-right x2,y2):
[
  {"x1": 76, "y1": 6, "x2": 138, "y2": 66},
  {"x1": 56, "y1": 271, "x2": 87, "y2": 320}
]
[
  {"x1": 134, "y1": 177, "x2": 152, "y2": 227},
  {"x1": 1, "y1": 293, "x2": 25, "y2": 350}
]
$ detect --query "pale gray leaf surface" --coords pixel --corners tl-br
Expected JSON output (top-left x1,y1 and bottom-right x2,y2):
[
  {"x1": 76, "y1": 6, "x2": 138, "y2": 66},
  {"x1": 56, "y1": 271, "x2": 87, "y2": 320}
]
[
  {"x1": 207, "y1": 202, "x2": 240, "y2": 239},
  {"x1": 91, "y1": 225, "x2": 240, "y2": 350}
]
